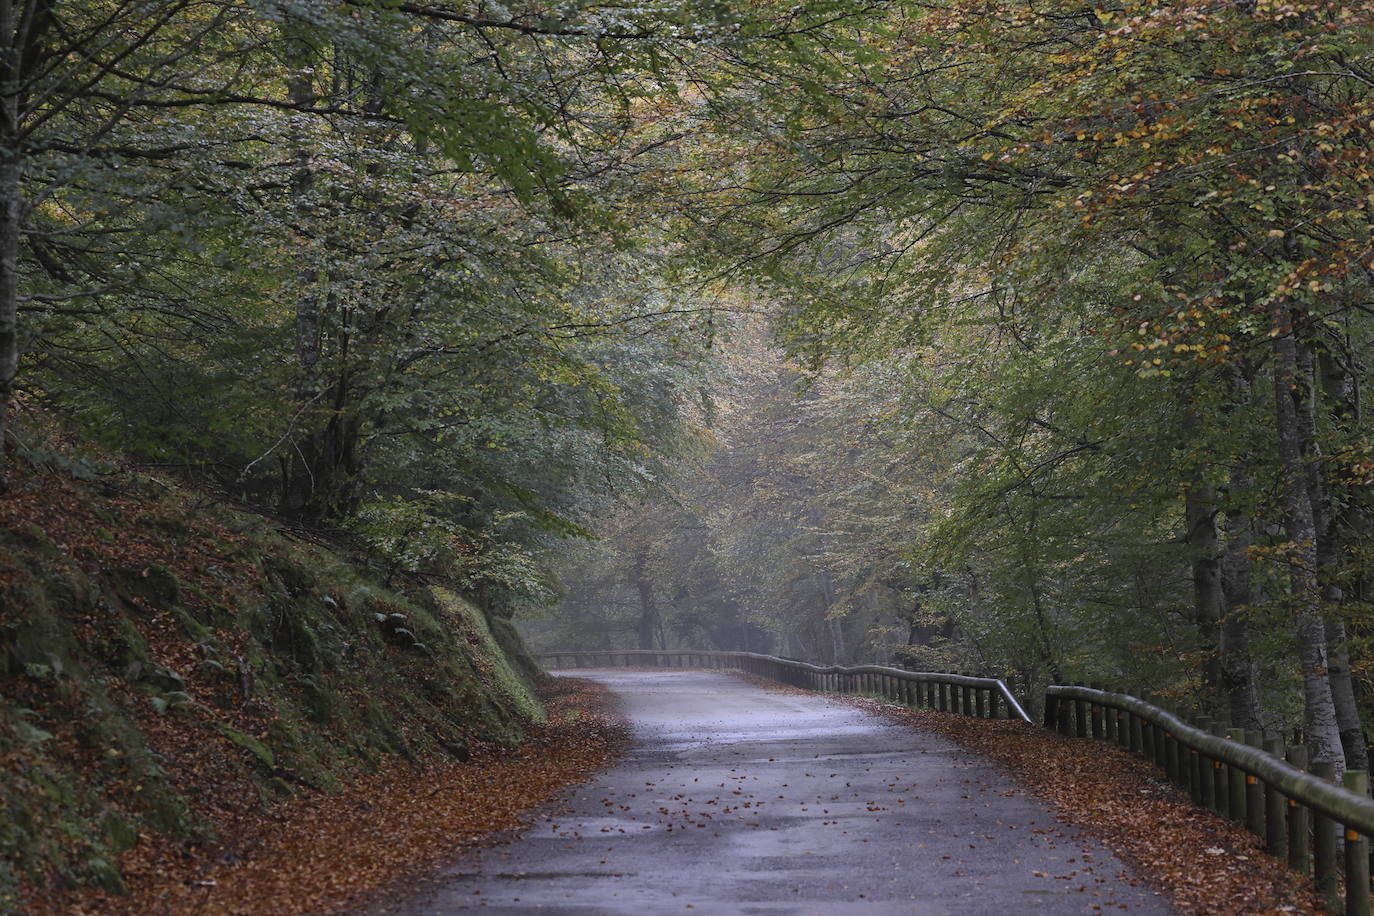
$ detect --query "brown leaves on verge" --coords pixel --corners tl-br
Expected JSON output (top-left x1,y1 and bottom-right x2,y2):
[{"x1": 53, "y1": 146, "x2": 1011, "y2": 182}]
[{"x1": 32, "y1": 678, "x2": 627, "y2": 916}]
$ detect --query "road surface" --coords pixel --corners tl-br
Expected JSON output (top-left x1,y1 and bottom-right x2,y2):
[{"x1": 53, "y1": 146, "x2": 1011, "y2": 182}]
[{"x1": 357, "y1": 670, "x2": 1172, "y2": 915}]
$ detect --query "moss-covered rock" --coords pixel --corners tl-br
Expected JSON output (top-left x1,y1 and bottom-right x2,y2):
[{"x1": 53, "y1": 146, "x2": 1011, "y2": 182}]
[{"x1": 105, "y1": 564, "x2": 181, "y2": 609}]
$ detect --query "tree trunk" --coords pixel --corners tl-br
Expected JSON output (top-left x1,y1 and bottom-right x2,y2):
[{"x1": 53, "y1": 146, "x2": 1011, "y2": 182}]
[
  {"x1": 1220, "y1": 458, "x2": 1263, "y2": 731},
  {"x1": 809, "y1": 504, "x2": 846, "y2": 665},
  {"x1": 1307, "y1": 345, "x2": 1369, "y2": 771},
  {"x1": 0, "y1": 0, "x2": 24, "y2": 493},
  {"x1": 278, "y1": 29, "x2": 326, "y2": 518},
  {"x1": 632, "y1": 556, "x2": 660, "y2": 651},
  {"x1": 1271, "y1": 308, "x2": 1344, "y2": 770},
  {"x1": 1219, "y1": 365, "x2": 1263, "y2": 729},
  {"x1": 817, "y1": 565, "x2": 846, "y2": 665},
  {"x1": 1185, "y1": 476, "x2": 1224, "y2": 701},
  {"x1": 1179, "y1": 390, "x2": 1225, "y2": 703},
  {"x1": 1325, "y1": 618, "x2": 1366, "y2": 772},
  {"x1": 286, "y1": 32, "x2": 320, "y2": 372},
  {"x1": 1021, "y1": 502, "x2": 1064, "y2": 682}
]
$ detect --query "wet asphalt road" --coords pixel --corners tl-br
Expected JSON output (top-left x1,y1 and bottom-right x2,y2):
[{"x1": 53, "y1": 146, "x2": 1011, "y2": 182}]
[{"x1": 357, "y1": 670, "x2": 1173, "y2": 915}]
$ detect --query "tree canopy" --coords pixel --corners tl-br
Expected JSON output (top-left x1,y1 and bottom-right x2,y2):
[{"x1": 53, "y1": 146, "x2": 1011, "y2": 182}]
[{"x1": 7, "y1": 0, "x2": 1374, "y2": 774}]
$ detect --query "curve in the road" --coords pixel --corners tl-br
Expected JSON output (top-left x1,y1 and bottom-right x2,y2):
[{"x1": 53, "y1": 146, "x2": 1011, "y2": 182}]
[{"x1": 357, "y1": 670, "x2": 1174, "y2": 915}]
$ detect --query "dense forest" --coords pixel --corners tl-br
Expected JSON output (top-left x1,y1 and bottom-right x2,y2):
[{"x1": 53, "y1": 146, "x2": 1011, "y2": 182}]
[{"x1": 4, "y1": 0, "x2": 1374, "y2": 845}]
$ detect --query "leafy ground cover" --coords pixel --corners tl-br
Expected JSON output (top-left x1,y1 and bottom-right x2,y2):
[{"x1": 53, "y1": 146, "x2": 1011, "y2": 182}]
[
  {"x1": 0, "y1": 438, "x2": 577, "y2": 913},
  {"x1": 32, "y1": 677, "x2": 626, "y2": 915}
]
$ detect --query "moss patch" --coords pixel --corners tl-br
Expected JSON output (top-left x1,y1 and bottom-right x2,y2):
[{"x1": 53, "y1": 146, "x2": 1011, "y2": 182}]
[{"x1": 436, "y1": 589, "x2": 545, "y2": 726}]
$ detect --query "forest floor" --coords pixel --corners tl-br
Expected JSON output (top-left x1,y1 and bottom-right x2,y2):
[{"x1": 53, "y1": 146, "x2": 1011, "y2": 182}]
[
  {"x1": 734, "y1": 675, "x2": 1324, "y2": 916},
  {"x1": 29, "y1": 677, "x2": 628, "y2": 916}
]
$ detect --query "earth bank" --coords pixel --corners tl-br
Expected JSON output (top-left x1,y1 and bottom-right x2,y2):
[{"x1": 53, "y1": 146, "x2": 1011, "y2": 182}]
[{"x1": 0, "y1": 447, "x2": 547, "y2": 914}]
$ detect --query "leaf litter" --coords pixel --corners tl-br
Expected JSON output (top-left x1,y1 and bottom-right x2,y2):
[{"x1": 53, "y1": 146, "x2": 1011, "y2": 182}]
[{"x1": 31, "y1": 677, "x2": 627, "y2": 916}]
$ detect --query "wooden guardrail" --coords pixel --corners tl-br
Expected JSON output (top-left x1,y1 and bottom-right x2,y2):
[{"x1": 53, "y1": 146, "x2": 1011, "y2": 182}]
[
  {"x1": 1047, "y1": 685, "x2": 1372, "y2": 915},
  {"x1": 537, "y1": 649, "x2": 1030, "y2": 723},
  {"x1": 540, "y1": 648, "x2": 1374, "y2": 913}
]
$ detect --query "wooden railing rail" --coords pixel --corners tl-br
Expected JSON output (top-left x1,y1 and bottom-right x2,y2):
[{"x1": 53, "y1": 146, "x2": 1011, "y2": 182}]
[{"x1": 1046, "y1": 685, "x2": 1372, "y2": 914}]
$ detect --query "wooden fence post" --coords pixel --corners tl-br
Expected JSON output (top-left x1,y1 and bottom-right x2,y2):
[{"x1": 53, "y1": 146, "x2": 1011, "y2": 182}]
[
  {"x1": 1263, "y1": 737, "x2": 1288, "y2": 859},
  {"x1": 1243, "y1": 730, "x2": 1266, "y2": 838},
  {"x1": 1194, "y1": 716, "x2": 1213, "y2": 809},
  {"x1": 1044, "y1": 694, "x2": 1060, "y2": 731},
  {"x1": 1313, "y1": 760, "x2": 1340, "y2": 912},
  {"x1": 1285, "y1": 745, "x2": 1310, "y2": 875},
  {"x1": 1227, "y1": 727, "x2": 1248, "y2": 824},
  {"x1": 1161, "y1": 705, "x2": 1180, "y2": 786},
  {"x1": 1211, "y1": 723, "x2": 1230, "y2": 819},
  {"x1": 1345, "y1": 770, "x2": 1371, "y2": 916}
]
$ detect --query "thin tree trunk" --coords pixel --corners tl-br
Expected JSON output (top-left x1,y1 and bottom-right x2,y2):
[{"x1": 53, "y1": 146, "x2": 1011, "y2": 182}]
[
  {"x1": 1271, "y1": 308, "x2": 1344, "y2": 770},
  {"x1": 1221, "y1": 460, "x2": 1263, "y2": 731},
  {"x1": 286, "y1": 33, "x2": 319, "y2": 372},
  {"x1": 808, "y1": 504, "x2": 847, "y2": 665},
  {"x1": 0, "y1": 0, "x2": 24, "y2": 493},
  {"x1": 1185, "y1": 476, "x2": 1224, "y2": 701},
  {"x1": 1179, "y1": 389, "x2": 1224, "y2": 704},
  {"x1": 1308, "y1": 345, "x2": 1369, "y2": 771},
  {"x1": 1022, "y1": 502, "x2": 1063, "y2": 682},
  {"x1": 1219, "y1": 365, "x2": 1263, "y2": 729},
  {"x1": 277, "y1": 30, "x2": 323, "y2": 516},
  {"x1": 632, "y1": 555, "x2": 660, "y2": 651},
  {"x1": 814, "y1": 565, "x2": 845, "y2": 665}
]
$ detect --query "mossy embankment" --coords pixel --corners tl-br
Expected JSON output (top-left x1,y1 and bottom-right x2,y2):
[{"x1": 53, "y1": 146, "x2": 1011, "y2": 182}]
[{"x1": 0, "y1": 453, "x2": 547, "y2": 914}]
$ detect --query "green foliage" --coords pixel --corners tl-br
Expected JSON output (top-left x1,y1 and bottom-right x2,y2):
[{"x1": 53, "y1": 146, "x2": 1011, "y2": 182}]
[
  {"x1": 528, "y1": 1, "x2": 1374, "y2": 763},
  {"x1": 653, "y1": 0, "x2": 1374, "y2": 754}
]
